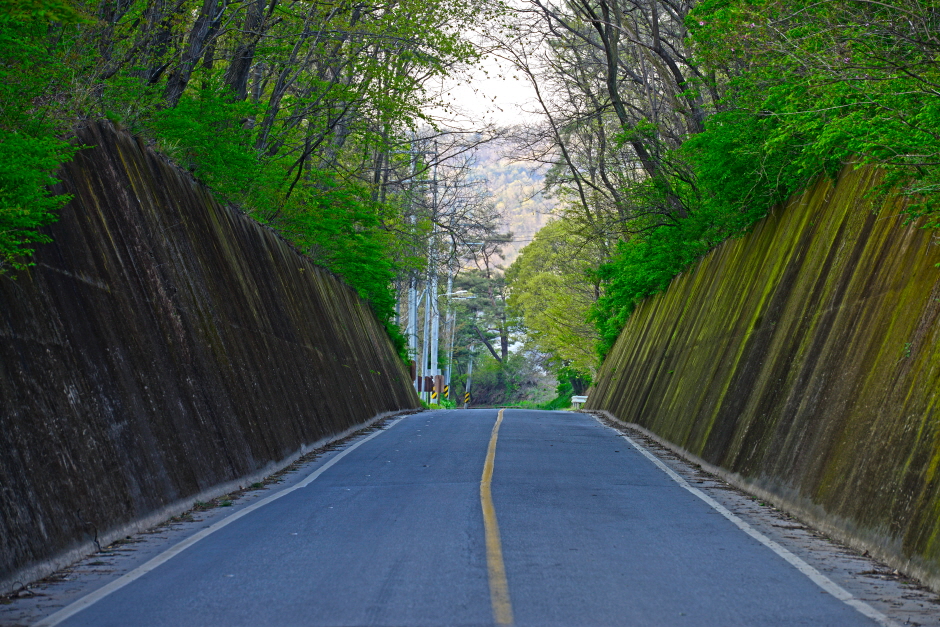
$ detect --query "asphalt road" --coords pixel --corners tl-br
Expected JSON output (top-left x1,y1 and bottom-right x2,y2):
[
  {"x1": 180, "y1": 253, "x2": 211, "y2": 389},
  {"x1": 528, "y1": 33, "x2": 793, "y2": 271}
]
[{"x1": 40, "y1": 409, "x2": 884, "y2": 626}]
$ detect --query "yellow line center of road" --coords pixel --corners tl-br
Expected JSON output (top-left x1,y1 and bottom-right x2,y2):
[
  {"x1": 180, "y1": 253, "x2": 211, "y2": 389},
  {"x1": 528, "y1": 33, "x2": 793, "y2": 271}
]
[{"x1": 481, "y1": 409, "x2": 514, "y2": 626}]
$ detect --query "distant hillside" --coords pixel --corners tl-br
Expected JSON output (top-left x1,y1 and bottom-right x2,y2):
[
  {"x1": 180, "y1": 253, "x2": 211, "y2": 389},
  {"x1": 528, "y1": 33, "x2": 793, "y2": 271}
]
[{"x1": 473, "y1": 143, "x2": 557, "y2": 266}]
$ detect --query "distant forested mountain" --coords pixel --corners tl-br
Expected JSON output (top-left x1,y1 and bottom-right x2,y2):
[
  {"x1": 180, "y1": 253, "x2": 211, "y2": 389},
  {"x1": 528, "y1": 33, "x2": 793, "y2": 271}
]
[{"x1": 472, "y1": 143, "x2": 557, "y2": 266}]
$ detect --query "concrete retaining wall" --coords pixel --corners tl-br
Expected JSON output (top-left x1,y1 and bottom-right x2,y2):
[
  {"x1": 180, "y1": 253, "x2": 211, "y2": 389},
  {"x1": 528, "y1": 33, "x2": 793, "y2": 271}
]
[
  {"x1": 587, "y1": 165, "x2": 940, "y2": 589},
  {"x1": 0, "y1": 123, "x2": 419, "y2": 590}
]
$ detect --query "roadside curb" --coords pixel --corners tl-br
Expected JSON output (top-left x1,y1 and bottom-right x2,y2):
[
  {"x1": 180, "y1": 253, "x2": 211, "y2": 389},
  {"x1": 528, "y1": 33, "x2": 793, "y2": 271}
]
[
  {"x1": 583, "y1": 408, "x2": 940, "y2": 596},
  {"x1": 1, "y1": 407, "x2": 420, "y2": 597}
]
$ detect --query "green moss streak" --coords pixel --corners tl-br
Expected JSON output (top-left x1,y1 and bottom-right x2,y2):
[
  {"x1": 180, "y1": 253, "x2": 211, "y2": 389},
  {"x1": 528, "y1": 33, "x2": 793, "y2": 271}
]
[{"x1": 592, "y1": 164, "x2": 940, "y2": 583}]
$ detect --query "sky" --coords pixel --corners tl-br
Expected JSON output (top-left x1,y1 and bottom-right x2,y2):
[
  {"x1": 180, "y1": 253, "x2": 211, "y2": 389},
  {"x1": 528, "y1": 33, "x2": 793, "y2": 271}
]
[{"x1": 433, "y1": 53, "x2": 539, "y2": 127}]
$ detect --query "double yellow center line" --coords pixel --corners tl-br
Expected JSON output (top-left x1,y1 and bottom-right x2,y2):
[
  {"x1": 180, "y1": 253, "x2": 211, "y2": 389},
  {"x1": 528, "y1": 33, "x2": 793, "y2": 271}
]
[{"x1": 481, "y1": 409, "x2": 514, "y2": 625}]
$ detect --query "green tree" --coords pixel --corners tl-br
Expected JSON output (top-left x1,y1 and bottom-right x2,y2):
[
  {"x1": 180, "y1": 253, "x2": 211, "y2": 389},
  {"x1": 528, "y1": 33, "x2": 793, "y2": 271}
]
[
  {"x1": 0, "y1": 0, "x2": 507, "y2": 352},
  {"x1": 454, "y1": 268, "x2": 516, "y2": 364},
  {"x1": 505, "y1": 217, "x2": 606, "y2": 375},
  {"x1": 513, "y1": 0, "x2": 940, "y2": 359},
  {"x1": 687, "y1": 0, "x2": 940, "y2": 222},
  {"x1": 0, "y1": 0, "x2": 86, "y2": 272}
]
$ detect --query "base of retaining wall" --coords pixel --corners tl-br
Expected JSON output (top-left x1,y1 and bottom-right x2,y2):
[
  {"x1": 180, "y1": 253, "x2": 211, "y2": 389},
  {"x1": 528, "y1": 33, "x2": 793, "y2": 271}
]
[
  {"x1": 1, "y1": 408, "x2": 420, "y2": 595},
  {"x1": 587, "y1": 409, "x2": 940, "y2": 595}
]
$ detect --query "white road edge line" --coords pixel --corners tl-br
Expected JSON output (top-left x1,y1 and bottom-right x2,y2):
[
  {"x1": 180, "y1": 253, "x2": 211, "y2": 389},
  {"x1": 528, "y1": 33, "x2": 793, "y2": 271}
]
[
  {"x1": 33, "y1": 418, "x2": 403, "y2": 627},
  {"x1": 619, "y1": 432, "x2": 900, "y2": 627}
]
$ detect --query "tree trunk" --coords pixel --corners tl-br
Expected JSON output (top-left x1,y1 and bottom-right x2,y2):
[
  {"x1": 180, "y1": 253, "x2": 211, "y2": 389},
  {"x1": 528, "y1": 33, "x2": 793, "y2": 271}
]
[
  {"x1": 224, "y1": 0, "x2": 269, "y2": 101},
  {"x1": 165, "y1": 0, "x2": 224, "y2": 106}
]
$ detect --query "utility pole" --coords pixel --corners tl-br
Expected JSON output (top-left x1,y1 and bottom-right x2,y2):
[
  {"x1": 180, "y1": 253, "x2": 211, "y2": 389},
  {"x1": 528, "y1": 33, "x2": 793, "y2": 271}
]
[
  {"x1": 428, "y1": 141, "x2": 440, "y2": 386},
  {"x1": 444, "y1": 274, "x2": 454, "y2": 391},
  {"x1": 406, "y1": 143, "x2": 419, "y2": 382},
  {"x1": 408, "y1": 274, "x2": 418, "y2": 367},
  {"x1": 421, "y1": 285, "x2": 431, "y2": 402},
  {"x1": 406, "y1": 136, "x2": 436, "y2": 396},
  {"x1": 429, "y1": 277, "x2": 439, "y2": 380}
]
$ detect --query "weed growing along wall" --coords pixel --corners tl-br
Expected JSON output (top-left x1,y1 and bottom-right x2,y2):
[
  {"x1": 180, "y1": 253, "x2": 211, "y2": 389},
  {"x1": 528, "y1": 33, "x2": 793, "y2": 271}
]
[
  {"x1": 588, "y1": 165, "x2": 940, "y2": 589},
  {"x1": 0, "y1": 123, "x2": 419, "y2": 590}
]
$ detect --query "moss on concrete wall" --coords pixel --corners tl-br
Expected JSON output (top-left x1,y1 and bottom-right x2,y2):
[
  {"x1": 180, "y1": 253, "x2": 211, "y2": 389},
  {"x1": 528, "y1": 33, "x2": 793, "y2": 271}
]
[
  {"x1": 0, "y1": 123, "x2": 419, "y2": 589},
  {"x1": 588, "y1": 164, "x2": 940, "y2": 589}
]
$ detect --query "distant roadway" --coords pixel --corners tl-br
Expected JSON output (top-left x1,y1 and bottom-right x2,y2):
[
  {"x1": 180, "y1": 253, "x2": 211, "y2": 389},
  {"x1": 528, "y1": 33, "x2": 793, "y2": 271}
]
[{"x1": 37, "y1": 409, "x2": 885, "y2": 626}]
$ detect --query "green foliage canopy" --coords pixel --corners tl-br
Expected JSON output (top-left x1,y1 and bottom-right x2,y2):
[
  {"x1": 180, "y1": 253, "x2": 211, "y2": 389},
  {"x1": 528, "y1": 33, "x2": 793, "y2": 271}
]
[
  {"x1": 0, "y1": 0, "x2": 84, "y2": 271},
  {"x1": 0, "y1": 0, "x2": 500, "y2": 357},
  {"x1": 589, "y1": 0, "x2": 940, "y2": 356},
  {"x1": 505, "y1": 217, "x2": 603, "y2": 375}
]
